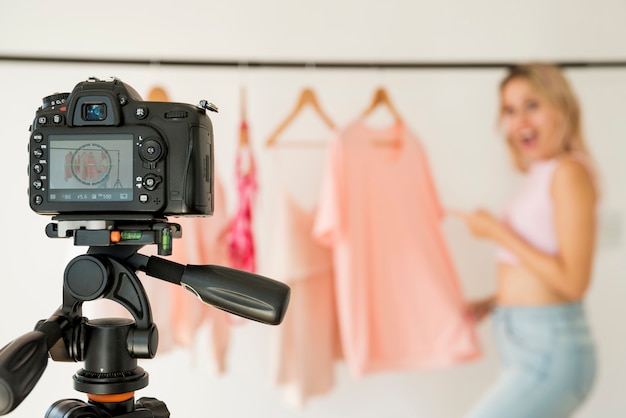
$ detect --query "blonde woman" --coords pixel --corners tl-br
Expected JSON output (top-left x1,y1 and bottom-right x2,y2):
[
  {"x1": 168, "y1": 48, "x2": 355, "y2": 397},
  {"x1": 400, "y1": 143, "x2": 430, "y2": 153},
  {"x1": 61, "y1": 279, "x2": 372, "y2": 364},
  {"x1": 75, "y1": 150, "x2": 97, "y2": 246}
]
[{"x1": 453, "y1": 63, "x2": 599, "y2": 417}]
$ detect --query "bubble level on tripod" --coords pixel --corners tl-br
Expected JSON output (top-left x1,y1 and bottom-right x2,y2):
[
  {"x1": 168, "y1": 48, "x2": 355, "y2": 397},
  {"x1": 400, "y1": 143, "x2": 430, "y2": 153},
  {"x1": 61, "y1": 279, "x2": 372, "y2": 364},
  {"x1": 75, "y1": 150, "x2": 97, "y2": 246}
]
[
  {"x1": 121, "y1": 231, "x2": 143, "y2": 240},
  {"x1": 110, "y1": 231, "x2": 143, "y2": 242}
]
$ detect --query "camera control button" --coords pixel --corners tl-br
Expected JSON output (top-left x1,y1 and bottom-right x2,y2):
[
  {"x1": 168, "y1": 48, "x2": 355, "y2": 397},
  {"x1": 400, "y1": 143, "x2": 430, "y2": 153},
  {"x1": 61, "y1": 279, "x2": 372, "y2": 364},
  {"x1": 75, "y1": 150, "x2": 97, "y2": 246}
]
[
  {"x1": 139, "y1": 194, "x2": 150, "y2": 203},
  {"x1": 33, "y1": 179, "x2": 43, "y2": 190},
  {"x1": 42, "y1": 93, "x2": 69, "y2": 110},
  {"x1": 33, "y1": 133, "x2": 43, "y2": 143},
  {"x1": 140, "y1": 139, "x2": 163, "y2": 162},
  {"x1": 135, "y1": 106, "x2": 148, "y2": 119},
  {"x1": 53, "y1": 114, "x2": 63, "y2": 124},
  {"x1": 33, "y1": 148, "x2": 44, "y2": 158},
  {"x1": 33, "y1": 164, "x2": 43, "y2": 174},
  {"x1": 165, "y1": 111, "x2": 188, "y2": 119},
  {"x1": 38, "y1": 116, "x2": 47, "y2": 125},
  {"x1": 33, "y1": 195, "x2": 43, "y2": 205},
  {"x1": 143, "y1": 175, "x2": 162, "y2": 191}
]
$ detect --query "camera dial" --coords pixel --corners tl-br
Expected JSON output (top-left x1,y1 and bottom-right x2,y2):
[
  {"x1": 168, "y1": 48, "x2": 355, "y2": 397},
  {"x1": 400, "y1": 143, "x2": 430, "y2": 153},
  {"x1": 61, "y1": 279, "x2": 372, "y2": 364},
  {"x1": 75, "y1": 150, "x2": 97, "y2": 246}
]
[
  {"x1": 139, "y1": 138, "x2": 164, "y2": 163},
  {"x1": 42, "y1": 93, "x2": 70, "y2": 110}
]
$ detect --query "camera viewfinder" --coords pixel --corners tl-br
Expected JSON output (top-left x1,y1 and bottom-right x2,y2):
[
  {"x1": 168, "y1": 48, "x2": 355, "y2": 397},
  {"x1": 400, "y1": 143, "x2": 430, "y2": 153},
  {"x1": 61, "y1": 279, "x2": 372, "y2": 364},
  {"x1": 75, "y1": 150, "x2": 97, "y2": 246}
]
[{"x1": 83, "y1": 103, "x2": 107, "y2": 121}]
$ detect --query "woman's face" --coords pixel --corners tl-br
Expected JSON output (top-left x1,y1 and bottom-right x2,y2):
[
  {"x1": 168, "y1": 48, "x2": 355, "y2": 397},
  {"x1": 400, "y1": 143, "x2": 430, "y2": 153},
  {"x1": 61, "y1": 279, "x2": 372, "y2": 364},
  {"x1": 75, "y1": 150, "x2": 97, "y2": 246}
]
[{"x1": 500, "y1": 77, "x2": 565, "y2": 162}]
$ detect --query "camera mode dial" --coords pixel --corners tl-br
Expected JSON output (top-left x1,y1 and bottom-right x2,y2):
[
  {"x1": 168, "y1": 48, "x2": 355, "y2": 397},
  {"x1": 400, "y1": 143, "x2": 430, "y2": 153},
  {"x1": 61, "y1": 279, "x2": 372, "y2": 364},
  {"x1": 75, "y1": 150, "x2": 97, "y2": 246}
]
[{"x1": 42, "y1": 93, "x2": 70, "y2": 110}]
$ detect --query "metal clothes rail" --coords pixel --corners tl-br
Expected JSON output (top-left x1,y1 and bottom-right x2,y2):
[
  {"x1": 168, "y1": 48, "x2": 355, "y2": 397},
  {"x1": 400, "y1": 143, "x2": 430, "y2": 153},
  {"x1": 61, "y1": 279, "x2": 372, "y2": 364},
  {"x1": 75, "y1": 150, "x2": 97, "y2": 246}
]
[{"x1": 1, "y1": 55, "x2": 626, "y2": 69}]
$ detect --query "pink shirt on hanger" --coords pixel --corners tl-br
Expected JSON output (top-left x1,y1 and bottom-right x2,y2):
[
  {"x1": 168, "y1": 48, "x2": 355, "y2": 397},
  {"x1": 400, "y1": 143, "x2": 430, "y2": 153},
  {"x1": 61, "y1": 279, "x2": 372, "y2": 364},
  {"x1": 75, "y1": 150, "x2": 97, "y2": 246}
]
[
  {"x1": 265, "y1": 148, "x2": 342, "y2": 407},
  {"x1": 313, "y1": 118, "x2": 480, "y2": 377},
  {"x1": 168, "y1": 171, "x2": 233, "y2": 373}
]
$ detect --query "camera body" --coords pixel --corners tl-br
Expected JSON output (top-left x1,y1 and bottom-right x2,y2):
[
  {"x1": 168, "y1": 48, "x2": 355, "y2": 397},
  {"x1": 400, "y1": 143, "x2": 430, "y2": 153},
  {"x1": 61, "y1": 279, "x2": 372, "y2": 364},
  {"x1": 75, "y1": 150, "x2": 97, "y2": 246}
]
[{"x1": 28, "y1": 77, "x2": 214, "y2": 219}]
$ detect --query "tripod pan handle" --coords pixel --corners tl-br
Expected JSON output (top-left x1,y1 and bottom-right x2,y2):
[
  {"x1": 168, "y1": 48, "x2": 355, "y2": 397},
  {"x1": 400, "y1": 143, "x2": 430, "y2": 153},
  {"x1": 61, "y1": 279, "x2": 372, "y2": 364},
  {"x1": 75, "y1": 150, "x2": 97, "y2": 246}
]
[
  {"x1": 181, "y1": 265, "x2": 290, "y2": 325},
  {"x1": 0, "y1": 331, "x2": 49, "y2": 415}
]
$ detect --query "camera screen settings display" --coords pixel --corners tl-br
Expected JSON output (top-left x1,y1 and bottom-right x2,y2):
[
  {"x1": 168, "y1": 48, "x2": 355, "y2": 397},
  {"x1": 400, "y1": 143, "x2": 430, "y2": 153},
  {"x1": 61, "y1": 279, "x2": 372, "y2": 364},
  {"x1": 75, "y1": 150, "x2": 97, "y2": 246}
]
[{"x1": 48, "y1": 133, "x2": 134, "y2": 202}]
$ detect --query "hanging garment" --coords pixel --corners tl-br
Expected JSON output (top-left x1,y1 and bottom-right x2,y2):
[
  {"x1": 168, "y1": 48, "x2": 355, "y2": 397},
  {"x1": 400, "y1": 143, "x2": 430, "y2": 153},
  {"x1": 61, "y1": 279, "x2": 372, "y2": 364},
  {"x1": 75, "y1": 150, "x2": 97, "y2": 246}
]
[
  {"x1": 264, "y1": 149, "x2": 342, "y2": 407},
  {"x1": 227, "y1": 142, "x2": 257, "y2": 272},
  {"x1": 64, "y1": 151, "x2": 74, "y2": 181},
  {"x1": 166, "y1": 171, "x2": 233, "y2": 373},
  {"x1": 313, "y1": 118, "x2": 481, "y2": 378}
]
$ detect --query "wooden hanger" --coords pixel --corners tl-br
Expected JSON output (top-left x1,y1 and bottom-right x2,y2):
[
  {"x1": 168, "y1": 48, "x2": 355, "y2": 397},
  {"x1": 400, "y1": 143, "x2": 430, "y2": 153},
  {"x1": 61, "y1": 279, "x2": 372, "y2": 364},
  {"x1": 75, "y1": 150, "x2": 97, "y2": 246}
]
[
  {"x1": 265, "y1": 87, "x2": 336, "y2": 147},
  {"x1": 239, "y1": 86, "x2": 249, "y2": 147},
  {"x1": 147, "y1": 85, "x2": 170, "y2": 102},
  {"x1": 360, "y1": 86, "x2": 402, "y2": 123},
  {"x1": 361, "y1": 87, "x2": 404, "y2": 147},
  {"x1": 237, "y1": 85, "x2": 255, "y2": 175}
]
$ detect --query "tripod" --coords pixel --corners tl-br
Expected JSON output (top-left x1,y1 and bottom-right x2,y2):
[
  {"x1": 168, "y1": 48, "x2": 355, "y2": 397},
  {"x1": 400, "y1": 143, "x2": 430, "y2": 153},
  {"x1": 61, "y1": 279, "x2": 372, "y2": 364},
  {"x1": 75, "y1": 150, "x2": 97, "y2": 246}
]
[{"x1": 0, "y1": 217, "x2": 290, "y2": 417}]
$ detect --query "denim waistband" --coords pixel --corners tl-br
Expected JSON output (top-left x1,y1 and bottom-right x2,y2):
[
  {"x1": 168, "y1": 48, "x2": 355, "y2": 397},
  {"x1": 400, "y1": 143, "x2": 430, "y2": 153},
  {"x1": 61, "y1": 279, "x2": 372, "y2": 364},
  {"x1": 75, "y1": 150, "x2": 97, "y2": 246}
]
[{"x1": 493, "y1": 302, "x2": 586, "y2": 321}]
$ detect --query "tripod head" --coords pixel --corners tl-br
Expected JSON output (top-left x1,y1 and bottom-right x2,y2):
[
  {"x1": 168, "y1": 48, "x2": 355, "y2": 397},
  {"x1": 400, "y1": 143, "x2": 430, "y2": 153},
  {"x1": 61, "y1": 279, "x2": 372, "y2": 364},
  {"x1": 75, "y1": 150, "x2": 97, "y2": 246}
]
[{"x1": 0, "y1": 215, "x2": 290, "y2": 416}]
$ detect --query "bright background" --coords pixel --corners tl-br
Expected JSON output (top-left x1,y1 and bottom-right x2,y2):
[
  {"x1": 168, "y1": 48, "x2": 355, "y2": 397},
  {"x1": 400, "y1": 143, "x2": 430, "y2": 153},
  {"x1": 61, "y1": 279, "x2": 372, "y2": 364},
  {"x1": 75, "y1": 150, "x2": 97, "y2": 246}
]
[{"x1": 0, "y1": 1, "x2": 625, "y2": 417}]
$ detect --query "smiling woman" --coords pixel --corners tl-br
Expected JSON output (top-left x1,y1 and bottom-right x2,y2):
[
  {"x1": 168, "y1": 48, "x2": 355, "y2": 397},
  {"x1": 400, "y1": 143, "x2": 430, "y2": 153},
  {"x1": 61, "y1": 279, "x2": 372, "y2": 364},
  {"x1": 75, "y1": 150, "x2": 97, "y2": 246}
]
[
  {"x1": 451, "y1": 63, "x2": 599, "y2": 418},
  {"x1": 499, "y1": 64, "x2": 589, "y2": 172}
]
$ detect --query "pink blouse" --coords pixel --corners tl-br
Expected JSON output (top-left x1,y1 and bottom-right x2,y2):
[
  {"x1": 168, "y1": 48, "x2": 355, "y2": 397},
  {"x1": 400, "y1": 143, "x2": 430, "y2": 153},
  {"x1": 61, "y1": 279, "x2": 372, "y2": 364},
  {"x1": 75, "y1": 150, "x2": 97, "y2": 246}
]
[{"x1": 313, "y1": 118, "x2": 481, "y2": 377}]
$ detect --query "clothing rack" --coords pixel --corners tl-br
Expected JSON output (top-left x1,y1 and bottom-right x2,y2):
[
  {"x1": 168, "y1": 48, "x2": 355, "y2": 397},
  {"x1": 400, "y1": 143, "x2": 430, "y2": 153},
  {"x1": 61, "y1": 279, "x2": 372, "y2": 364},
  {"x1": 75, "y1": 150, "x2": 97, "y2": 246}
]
[{"x1": 1, "y1": 54, "x2": 626, "y2": 69}]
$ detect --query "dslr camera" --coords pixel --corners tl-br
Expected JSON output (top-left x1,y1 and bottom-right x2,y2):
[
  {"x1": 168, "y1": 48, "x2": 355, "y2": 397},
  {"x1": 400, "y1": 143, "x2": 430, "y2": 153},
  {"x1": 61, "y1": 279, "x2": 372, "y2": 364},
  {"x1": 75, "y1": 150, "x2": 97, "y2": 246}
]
[{"x1": 28, "y1": 77, "x2": 215, "y2": 219}]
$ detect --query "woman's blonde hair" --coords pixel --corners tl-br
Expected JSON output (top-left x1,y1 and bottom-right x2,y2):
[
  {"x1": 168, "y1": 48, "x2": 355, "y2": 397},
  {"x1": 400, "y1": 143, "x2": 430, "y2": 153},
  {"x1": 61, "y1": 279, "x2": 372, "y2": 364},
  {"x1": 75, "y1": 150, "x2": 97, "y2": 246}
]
[{"x1": 499, "y1": 63, "x2": 590, "y2": 171}]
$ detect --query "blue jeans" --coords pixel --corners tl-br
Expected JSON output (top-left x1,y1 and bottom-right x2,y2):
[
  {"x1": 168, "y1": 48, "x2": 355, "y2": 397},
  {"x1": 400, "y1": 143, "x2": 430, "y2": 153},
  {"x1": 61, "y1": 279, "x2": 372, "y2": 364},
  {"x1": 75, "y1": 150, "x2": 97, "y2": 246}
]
[{"x1": 465, "y1": 303, "x2": 597, "y2": 418}]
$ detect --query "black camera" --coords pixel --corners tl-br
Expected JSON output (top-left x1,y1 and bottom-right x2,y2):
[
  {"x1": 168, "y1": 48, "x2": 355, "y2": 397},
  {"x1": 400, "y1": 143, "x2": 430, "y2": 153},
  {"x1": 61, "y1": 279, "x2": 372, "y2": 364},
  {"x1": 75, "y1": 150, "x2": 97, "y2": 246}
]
[{"x1": 28, "y1": 77, "x2": 215, "y2": 219}]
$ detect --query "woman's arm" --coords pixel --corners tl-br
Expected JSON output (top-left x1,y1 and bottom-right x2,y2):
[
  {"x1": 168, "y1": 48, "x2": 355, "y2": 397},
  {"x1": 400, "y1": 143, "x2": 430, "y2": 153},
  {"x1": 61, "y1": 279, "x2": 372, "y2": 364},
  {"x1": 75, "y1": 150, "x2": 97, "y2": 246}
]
[
  {"x1": 545, "y1": 158, "x2": 597, "y2": 299},
  {"x1": 450, "y1": 158, "x2": 597, "y2": 301}
]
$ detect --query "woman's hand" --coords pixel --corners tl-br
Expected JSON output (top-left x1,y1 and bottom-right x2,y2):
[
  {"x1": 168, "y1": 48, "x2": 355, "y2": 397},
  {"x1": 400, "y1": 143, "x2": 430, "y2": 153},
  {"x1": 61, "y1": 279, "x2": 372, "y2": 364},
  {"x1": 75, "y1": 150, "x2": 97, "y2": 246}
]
[
  {"x1": 466, "y1": 296, "x2": 495, "y2": 323},
  {"x1": 448, "y1": 208, "x2": 506, "y2": 241}
]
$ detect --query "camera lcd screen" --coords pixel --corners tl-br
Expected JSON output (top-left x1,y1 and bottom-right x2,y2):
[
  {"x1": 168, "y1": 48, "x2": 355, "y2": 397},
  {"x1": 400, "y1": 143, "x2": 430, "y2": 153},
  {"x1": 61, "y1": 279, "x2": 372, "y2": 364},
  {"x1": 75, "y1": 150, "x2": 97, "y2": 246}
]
[{"x1": 48, "y1": 134, "x2": 134, "y2": 202}]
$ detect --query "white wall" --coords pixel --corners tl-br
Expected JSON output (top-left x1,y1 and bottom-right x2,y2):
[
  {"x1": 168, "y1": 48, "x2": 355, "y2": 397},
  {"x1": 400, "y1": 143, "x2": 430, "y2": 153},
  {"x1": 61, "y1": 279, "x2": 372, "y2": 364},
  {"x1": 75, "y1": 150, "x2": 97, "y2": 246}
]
[{"x1": 0, "y1": 1, "x2": 625, "y2": 417}]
